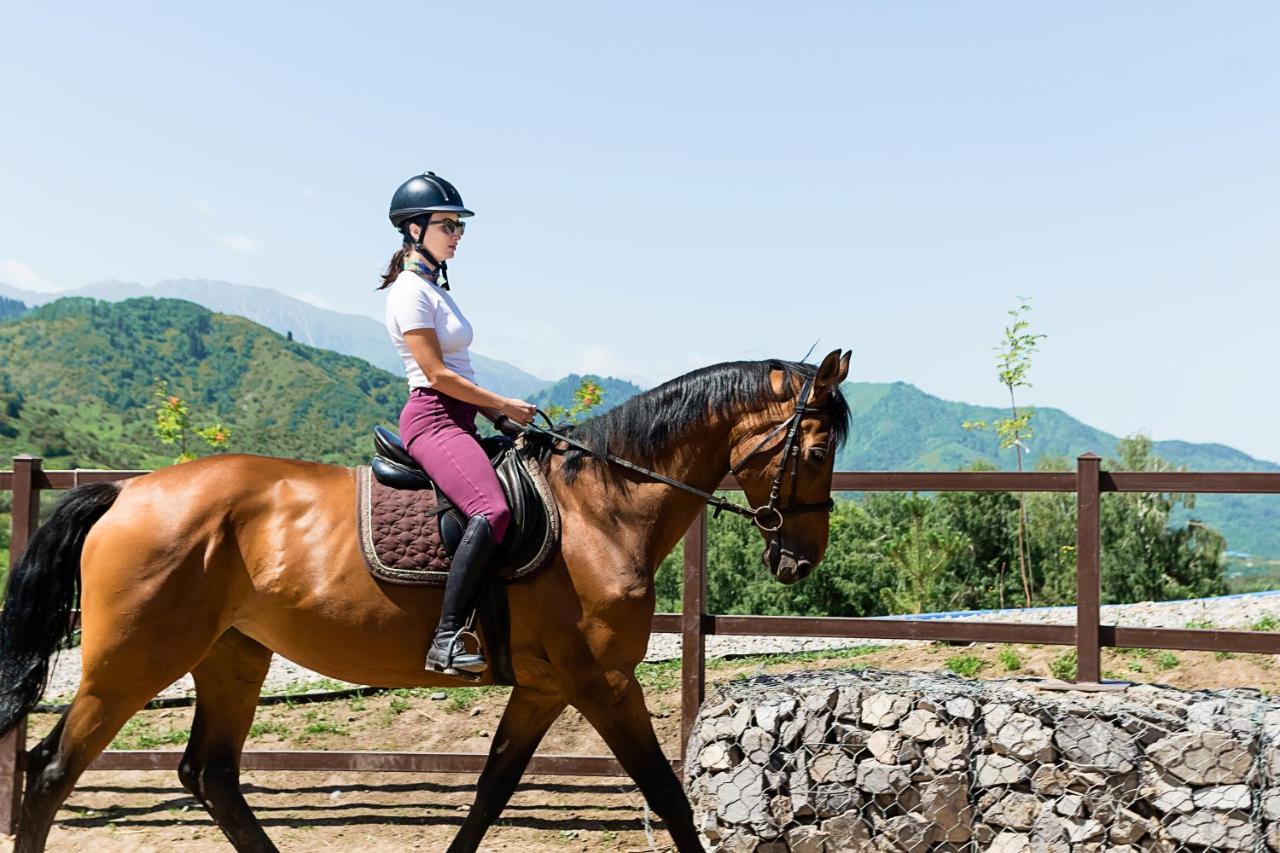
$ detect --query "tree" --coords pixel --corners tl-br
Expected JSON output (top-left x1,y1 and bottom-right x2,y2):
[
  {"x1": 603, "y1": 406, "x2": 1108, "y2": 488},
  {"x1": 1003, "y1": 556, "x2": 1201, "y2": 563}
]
[
  {"x1": 151, "y1": 381, "x2": 232, "y2": 464},
  {"x1": 542, "y1": 377, "x2": 605, "y2": 425},
  {"x1": 963, "y1": 298, "x2": 1046, "y2": 607},
  {"x1": 879, "y1": 495, "x2": 967, "y2": 614}
]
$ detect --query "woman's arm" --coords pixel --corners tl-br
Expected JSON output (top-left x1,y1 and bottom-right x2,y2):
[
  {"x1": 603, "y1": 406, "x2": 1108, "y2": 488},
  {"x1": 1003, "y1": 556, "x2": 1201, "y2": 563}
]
[{"x1": 403, "y1": 329, "x2": 535, "y2": 423}]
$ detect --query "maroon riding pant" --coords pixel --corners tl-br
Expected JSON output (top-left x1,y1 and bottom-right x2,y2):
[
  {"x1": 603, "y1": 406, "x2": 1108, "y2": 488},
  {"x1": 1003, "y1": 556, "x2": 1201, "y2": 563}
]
[{"x1": 399, "y1": 387, "x2": 512, "y2": 544}]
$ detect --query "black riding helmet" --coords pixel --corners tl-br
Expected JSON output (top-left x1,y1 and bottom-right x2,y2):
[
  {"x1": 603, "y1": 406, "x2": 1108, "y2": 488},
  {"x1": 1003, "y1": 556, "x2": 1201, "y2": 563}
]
[{"x1": 389, "y1": 172, "x2": 474, "y2": 289}]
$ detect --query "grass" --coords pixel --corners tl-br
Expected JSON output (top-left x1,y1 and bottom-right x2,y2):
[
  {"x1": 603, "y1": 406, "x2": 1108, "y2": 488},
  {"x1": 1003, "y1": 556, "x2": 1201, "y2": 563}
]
[
  {"x1": 944, "y1": 654, "x2": 984, "y2": 678},
  {"x1": 1251, "y1": 615, "x2": 1279, "y2": 632},
  {"x1": 248, "y1": 719, "x2": 290, "y2": 739},
  {"x1": 997, "y1": 646, "x2": 1022, "y2": 672},
  {"x1": 1049, "y1": 650, "x2": 1078, "y2": 681},
  {"x1": 1184, "y1": 619, "x2": 1215, "y2": 630},
  {"x1": 1155, "y1": 651, "x2": 1180, "y2": 671},
  {"x1": 443, "y1": 687, "x2": 482, "y2": 713},
  {"x1": 389, "y1": 696, "x2": 411, "y2": 715},
  {"x1": 110, "y1": 718, "x2": 190, "y2": 750}
]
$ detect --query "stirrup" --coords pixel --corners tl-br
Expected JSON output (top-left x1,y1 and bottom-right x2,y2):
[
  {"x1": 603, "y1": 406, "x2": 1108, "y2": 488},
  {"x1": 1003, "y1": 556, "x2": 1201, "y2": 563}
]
[{"x1": 425, "y1": 622, "x2": 486, "y2": 677}]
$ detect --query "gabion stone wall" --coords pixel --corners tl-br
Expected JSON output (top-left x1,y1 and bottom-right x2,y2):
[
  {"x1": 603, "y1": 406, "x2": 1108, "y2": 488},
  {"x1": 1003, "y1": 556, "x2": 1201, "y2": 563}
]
[{"x1": 684, "y1": 668, "x2": 1279, "y2": 852}]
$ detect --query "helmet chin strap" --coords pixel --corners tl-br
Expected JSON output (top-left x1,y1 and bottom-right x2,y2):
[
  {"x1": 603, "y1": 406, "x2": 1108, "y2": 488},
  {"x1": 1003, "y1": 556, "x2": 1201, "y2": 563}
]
[{"x1": 403, "y1": 219, "x2": 450, "y2": 289}]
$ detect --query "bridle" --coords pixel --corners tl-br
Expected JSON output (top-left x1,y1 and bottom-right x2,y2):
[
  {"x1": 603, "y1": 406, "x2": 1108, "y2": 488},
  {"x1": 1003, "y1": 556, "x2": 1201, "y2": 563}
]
[
  {"x1": 523, "y1": 374, "x2": 835, "y2": 532},
  {"x1": 725, "y1": 374, "x2": 835, "y2": 532}
]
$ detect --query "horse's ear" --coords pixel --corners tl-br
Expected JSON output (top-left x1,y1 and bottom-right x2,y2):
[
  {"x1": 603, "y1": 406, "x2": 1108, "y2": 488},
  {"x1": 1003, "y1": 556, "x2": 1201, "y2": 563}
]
[
  {"x1": 837, "y1": 350, "x2": 851, "y2": 383},
  {"x1": 811, "y1": 349, "x2": 848, "y2": 402}
]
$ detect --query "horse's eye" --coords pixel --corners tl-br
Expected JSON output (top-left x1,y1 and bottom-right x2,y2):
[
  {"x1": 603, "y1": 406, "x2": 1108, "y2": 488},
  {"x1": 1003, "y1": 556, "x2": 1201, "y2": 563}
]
[{"x1": 807, "y1": 447, "x2": 827, "y2": 462}]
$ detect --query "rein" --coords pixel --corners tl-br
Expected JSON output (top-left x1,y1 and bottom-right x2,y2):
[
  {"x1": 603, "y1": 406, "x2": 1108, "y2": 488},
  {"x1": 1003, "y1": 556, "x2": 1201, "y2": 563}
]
[{"x1": 521, "y1": 376, "x2": 834, "y2": 532}]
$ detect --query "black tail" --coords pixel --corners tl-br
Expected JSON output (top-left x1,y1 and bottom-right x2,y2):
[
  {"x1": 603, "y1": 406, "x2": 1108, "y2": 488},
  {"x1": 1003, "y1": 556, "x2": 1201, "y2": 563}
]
[{"x1": 0, "y1": 482, "x2": 119, "y2": 736}]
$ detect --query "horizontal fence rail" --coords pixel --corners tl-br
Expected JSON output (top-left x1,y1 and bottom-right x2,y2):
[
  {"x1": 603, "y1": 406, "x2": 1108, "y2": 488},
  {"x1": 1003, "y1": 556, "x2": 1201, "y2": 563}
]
[{"x1": 3, "y1": 452, "x2": 1280, "y2": 836}]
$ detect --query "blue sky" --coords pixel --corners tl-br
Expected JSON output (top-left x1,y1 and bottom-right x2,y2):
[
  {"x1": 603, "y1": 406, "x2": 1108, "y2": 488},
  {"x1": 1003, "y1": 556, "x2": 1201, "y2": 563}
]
[{"x1": 2, "y1": 3, "x2": 1278, "y2": 462}]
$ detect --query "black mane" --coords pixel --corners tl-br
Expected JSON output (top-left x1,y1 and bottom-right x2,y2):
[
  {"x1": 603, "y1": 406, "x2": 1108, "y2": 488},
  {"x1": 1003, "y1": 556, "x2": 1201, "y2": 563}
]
[{"x1": 545, "y1": 359, "x2": 850, "y2": 483}]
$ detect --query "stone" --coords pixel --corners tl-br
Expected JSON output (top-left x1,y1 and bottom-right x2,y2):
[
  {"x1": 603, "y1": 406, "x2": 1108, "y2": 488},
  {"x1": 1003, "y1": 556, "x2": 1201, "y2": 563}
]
[
  {"x1": 833, "y1": 685, "x2": 860, "y2": 720},
  {"x1": 706, "y1": 763, "x2": 771, "y2": 828},
  {"x1": 830, "y1": 723, "x2": 867, "y2": 748},
  {"x1": 983, "y1": 702, "x2": 1016, "y2": 733},
  {"x1": 877, "y1": 814, "x2": 930, "y2": 853},
  {"x1": 740, "y1": 727, "x2": 775, "y2": 766},
  {"x1": 822, "y1": 811, "x2": 871, "y2": 849},
  {"x1": 1053, "y1": 715, "x2": 1136, "y2": 774},
  {"x1": 767, "y1": 794, "x2": 792, "y2": 829},
  {"x1": 924, "y1": 726, "x2": 971, "y2": 772},
  {"x1": 1108, "y1": 808, "x2": 1152, "y2": 845},
  {"x1": 1029, "y1": 813, "x2": 1072, "y2": 853},
  {"x1": 804, "y1": 687, "x2": 840, "y2": 714},
  {"x1": 945, "y1": 696, "x2": 977, "y2": 720},
  {"x1": 984, "y1": 790, "x2": 1042, "y2": 830},
  {"x1": 801, "y1": 711, "x2": 832, "y2": 749},
  {"x1": 991, "y1": 712, "x2": 1054, "y2": 763},
  {"x1": 1265, "y1": 790, "x2": 1280, "y2": 821},
  {"x1": 718, "y1": 832, "x2": 760, "y2": 852},
  {"x1": 1193, "y1": 783, "x2": 1252, "y2": 811},
  {"x1": 784, "y1": 825, "x2": 828, "y2": 853},
  {"x1": 703, "y1": 696, "x2": 737, "y2": 718},
  {"x1": 1165, "y1": 811, "x2": 1257, "y2": 851},
  {"x1": 753, "y1": 698, "x2": 796, "y2": 735},
  {"x1": 900, "y1": 709, "x2": 945, "y2": 741},
  {"x1": 920, "y1": 771, "x2": 973, "y2": 843},
  {"x1": 777, "y1": 711, "x2": 805, "y2": 751},
  {"x1": 1068, "y1": 818, "x2": 1105, "y2": 843},
  {"x1": 1268, "y1": 822, "x2": 1280, "y2": 853},
  {"x1": 861, "y1": 691, "x2": 911, "y2": 728},
  {"x1": 1147, "y1": 730, "x2": 1254, "y2": 784},
  {"x1": 700, "y1": 741, "x2": 741, "y2": 772},
  {"x1": 975, "y1": 753, "x2": 1026, "y2": 786},
  {"x1": 866, "y1": 730, "x2": 919, "y2": 765},
  {"x1": 855, "y1": 758, "x2": 911, "y2": 794},
  {"x1": 987, "y1": 831, "x2": 1031, "y2": 852},
  {"x1": 1053, "y1": 792, "x2": 1085, "y2": 818},
  {"x1": 809, "y1": 784, "x2": 859, "y2": 819},
  {"x1": 808, "y1": 747, "x2": 859, "y2": 784},
  {"x1": 1030, "y1": 764, "x2": 1071, "y2": 795}
]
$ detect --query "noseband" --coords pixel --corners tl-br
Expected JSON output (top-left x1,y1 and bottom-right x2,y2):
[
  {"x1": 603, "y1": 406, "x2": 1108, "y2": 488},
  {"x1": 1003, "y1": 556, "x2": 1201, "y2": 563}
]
[{"x1": 525, "y1": 374, "x2": 834, "y2": 532}]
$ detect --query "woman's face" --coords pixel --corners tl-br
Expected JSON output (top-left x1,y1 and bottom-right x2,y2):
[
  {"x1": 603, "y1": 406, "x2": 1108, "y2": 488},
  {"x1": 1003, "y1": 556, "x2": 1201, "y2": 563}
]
[{"x1": 412, "y1": 214, "x2": 462, "y2": 263}]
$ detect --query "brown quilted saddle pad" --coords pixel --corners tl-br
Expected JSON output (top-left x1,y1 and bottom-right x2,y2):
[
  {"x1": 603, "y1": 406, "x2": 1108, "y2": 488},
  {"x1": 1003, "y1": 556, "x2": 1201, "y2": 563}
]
[{"x1": 355, "y1": 435, "x2": 560, "y2": 586}]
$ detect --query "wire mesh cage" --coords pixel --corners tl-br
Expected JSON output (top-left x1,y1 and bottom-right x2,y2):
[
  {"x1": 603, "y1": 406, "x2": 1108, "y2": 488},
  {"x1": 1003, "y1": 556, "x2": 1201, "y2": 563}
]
[{"x1": 684, "y1": 668, "x2": 1279, "y2": 852}]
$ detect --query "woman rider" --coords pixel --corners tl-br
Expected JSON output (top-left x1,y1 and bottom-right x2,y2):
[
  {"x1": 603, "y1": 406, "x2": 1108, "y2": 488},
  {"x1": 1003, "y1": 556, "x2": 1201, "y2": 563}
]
[{"x1": 380, "y1": 171, "x2": 537, "y2": 674}]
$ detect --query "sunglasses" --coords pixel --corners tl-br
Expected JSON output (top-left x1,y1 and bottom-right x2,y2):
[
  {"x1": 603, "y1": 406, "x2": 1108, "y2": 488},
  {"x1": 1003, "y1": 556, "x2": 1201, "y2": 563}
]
[{"x1": 432, "y1": 219, "x2": 466, "y2": 236}]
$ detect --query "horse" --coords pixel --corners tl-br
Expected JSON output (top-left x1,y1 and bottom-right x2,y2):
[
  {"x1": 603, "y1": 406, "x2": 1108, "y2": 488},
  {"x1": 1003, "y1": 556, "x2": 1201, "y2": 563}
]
[{"x1": 0, "y1": 349, "x2": 851, "y2": 852}]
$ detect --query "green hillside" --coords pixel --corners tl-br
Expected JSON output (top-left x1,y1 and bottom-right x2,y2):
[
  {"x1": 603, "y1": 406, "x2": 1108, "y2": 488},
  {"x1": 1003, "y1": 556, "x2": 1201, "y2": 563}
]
[
  {"x1": 0, "y1": 296, "x2": 25, "y2": 322},
  {"x1": 838, "y1": 382, "x2": 1280, "y2": 558},
  {"x1": 0, "y1": 297, "x2": 403, "y2": 469}
]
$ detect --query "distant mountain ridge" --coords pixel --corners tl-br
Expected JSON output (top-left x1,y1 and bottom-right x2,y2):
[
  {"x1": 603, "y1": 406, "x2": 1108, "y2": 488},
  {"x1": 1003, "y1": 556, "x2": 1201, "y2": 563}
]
[{"x1": 0, "y1": 278, "x2": 550, "y2": 399}]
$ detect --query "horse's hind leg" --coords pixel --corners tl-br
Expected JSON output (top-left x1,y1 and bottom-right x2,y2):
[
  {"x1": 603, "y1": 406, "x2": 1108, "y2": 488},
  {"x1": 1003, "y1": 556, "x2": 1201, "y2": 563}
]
[
  {"x1": 447, "y1": 686, "x2": 566, "y2": 853},
  {"x1": 179, "y1": 628, "x2": 276, "y2": 853},
  {"x1": 18, "y1": 666, "x2": 199, "y2": 852}
]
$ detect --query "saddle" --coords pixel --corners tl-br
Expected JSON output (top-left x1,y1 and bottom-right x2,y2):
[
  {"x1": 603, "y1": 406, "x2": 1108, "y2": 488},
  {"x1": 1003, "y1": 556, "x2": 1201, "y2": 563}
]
[{"x1": 357, "y1": 426, "x2": 560, "y2": 586}]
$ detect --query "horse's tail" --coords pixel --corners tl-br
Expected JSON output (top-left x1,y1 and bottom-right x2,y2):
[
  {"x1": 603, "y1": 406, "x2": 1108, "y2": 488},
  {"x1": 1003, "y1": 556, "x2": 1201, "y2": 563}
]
[{"x1": 0, "y1": 482, "x2": 119, "y2": 736}]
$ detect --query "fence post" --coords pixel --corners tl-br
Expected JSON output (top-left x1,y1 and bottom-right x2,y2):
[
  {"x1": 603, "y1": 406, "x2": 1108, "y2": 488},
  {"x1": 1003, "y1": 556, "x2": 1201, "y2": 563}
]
[
  {"x1": 1075, "y1": 452, "x2": 1102, "y2": 684},
  {"x1": 1, "y1": 455, "x2": 42, "y2": 834},
  {"x1": 680, "y1": 507, "x2": 708, "y2": 759}
]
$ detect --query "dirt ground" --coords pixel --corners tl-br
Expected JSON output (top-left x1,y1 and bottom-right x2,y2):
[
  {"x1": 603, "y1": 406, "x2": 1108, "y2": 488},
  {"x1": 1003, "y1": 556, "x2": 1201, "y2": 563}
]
[{"x1": 15, "y1": 641, "x2": 1278, "y2": 852}]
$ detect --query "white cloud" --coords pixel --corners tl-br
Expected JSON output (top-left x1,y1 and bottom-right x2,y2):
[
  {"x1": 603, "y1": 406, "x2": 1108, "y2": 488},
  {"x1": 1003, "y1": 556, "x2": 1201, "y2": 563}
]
[
  {"x1": 220, "y1": 233, "x2": 261, "y2": 253},
  {"x1": 292, "y1": 291, "x2": 333, "y2": 310},
  {"x1": 0, "y1": 259, "x2": 63, "y2": 293}
]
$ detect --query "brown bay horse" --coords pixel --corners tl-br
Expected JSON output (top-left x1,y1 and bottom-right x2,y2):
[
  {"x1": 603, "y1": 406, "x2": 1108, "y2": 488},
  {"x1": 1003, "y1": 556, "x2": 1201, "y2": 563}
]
[{"x1": 0, "y1": 350, "x2": 851, "y2": 852}]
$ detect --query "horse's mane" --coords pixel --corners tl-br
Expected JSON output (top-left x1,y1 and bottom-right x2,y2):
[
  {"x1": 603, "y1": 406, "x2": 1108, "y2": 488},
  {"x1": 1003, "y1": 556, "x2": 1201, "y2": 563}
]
[{"x1": 537, "y1": 359, "x2": 851, "y2": 484}]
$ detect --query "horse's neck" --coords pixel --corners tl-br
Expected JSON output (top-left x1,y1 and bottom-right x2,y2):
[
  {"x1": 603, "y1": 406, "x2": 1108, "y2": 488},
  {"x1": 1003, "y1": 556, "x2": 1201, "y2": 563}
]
[{"x1": 581, "y1": 415, "x2": 737, "y2": 570}]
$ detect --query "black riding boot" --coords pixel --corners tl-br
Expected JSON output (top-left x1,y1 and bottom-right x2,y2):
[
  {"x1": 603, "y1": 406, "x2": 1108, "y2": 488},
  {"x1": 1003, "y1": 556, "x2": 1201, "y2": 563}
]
[{"x1": 426, "y1": 514, "x2": 498, "y2": 674}]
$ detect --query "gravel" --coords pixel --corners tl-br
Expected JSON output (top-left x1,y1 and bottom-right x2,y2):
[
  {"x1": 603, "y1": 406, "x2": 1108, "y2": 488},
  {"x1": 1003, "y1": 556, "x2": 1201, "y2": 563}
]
[{"x1": 40, "y1": 590, "x2": 1279, "y2": 703}]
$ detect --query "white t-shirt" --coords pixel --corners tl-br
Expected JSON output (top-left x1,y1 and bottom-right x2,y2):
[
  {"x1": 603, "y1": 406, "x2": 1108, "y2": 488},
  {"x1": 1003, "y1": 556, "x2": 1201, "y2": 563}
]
[{"x1": 384, "y1": 270, "x2": 477, "y2": 389}]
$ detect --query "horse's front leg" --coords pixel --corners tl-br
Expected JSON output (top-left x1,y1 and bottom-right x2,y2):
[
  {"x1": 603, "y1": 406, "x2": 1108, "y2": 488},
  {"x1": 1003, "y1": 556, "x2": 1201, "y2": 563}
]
[
  {"x1": 571, "y1": 674, "x2": 701, "y2": 853},
  {"x1": 446, "y1": 685, "x2": 566, "y2": 853}
]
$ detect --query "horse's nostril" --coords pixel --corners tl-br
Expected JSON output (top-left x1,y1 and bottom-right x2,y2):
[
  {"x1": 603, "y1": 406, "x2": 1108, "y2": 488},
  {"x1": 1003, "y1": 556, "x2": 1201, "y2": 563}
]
[{"x1": 796, "y1": 561, "x2": 813, "y2": 579}]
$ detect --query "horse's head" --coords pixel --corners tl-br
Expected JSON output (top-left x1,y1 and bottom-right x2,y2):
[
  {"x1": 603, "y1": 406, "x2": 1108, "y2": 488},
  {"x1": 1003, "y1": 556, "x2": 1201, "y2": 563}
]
[{"x1": 729, "y1": 349, "x2": 851, "y2": 584}]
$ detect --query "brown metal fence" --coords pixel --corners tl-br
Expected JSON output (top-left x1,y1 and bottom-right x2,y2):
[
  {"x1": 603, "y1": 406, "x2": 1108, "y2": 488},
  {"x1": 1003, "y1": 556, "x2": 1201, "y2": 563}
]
[{"x1": 3, "y1": 452, "x2": 1280, "y2": 836}]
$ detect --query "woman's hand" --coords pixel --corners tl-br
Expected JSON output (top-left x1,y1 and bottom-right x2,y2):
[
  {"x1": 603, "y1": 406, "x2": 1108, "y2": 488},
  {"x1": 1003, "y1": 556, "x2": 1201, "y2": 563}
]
[{"x1": 500, "y1": 398, "x2": 537, "y2": 425}]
